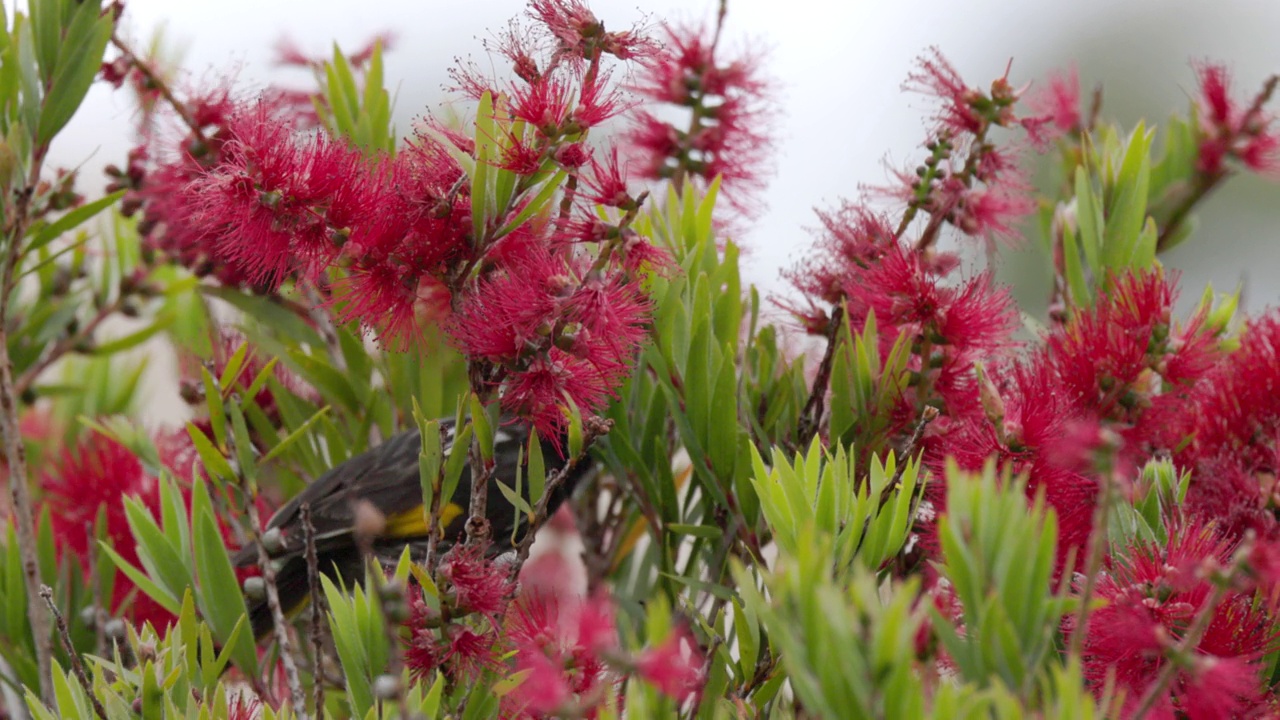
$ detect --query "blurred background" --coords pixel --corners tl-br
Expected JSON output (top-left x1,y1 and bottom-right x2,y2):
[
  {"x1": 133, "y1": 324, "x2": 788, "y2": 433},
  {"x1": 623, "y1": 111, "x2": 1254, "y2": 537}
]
[{"x1": 43, "y1": 0, "x2": 1280, "y2": 422}]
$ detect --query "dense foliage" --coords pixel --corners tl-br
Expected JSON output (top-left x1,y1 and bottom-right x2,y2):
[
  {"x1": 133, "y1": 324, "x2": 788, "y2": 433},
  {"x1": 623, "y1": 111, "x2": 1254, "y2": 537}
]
[{"x1": 1, "y1": 0, "x2": 1279, "y2": 717}]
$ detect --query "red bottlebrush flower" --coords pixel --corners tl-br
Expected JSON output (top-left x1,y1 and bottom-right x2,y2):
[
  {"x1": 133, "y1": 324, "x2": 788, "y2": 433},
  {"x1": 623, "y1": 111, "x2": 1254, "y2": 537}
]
[
  {"x1": 528, "y1": 0, "x2": 604, "y2": 61},
  {"x1": 509, "y1": 76, "x2": 575, "y2": 136},
  {"x1": 905, "y1": 47, "x2": 987, "y2": 136},
  {"x1": 571, "y1": 72, "x2": 629, "y2": 129},
  {"x1": 624, "y1": 20, "x2": 776, "y2": 217},
  {"x1": 1178, "y1": 313, "x2": 1280, "y2": 473},
  {"x1": 564, "y1": 272, "x2": 651, "y2": 360},
  {"x1": 553, "y1": 142, "x2": 592, "y2": 169},
  {"x1": 937, "y1": 359, "x2": 1098, "y2": 569},
  {"x1": 185, "y1": 103, "x2": 378, "y2": 290},
  {"x1": 450, "y1": 236, "x2": 648, "y2": 441},
  {"x1": 1074, "y1": 524, "x2": 1276, "y2": 716},
  {"x1": 443, "y1": 626, "x2": 501, "y2": 679},
  {"x1": 1029, "y1": 66, "x2": 1083, "y2": 137},
  {"x1": 437, "y1": 544, "x2": 515, "y2": 619},
  {"x1": 527, "y1": 0, "x2": 655, "y2": 64},
  {"x1": 579, "y1": 145, "x2": 636, "y2": 209},
  {"x1": 635, "y1": 626, "x2": 705, "y2": 704},
  {"x1": 505, "y1": 592, "x2": 615, "y2": 716},
  {"x1": 502, "y1": 351, "x2": 613, "y2": 443},
  {"x1": 1173, "y1": 312, "x2": 1280, "y2": 540},
  {"x1": 952, "y1": 184, "x2": 1035, "y2": 241},
  {"x1": 513, "y1": 650, "x2": 574, "y2": 715},
  {"x1": 449, "y1": 242, "x2": 567, "y2": 362},
  {"x1": 1193, "y1": 62, "x2": 1280, "y2": 175},
  {"x1": 575, "y1": 593, "x2": 618, "y2": 654},
  {"x1": 780, "y1": 202, "x2": 896, "y2": 331},
  {"x1": 498, "y1": 131, "x2": 548, "y2": 176},
  {"x1": 848, "y1": 242, "x2": 1017, "y2": 365},
  {"x1": 1047, "y1": 269, "x2": 1219, "y2": 461},
  {"x1": 404, "y1": 632, "x2": 442, "y2": 682},
  {"x1": 41, "y1": 433, "x2": 172, "y2": 630},
  {"x1": 1199, "y1": 63, "x2": 1236, "y2": 129}
]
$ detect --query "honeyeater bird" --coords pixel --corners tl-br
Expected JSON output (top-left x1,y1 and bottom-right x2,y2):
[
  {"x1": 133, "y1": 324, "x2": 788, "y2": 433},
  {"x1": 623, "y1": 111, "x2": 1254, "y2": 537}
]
[{"x1": 233, "y1": 418, "x2": 594, "y2": 639}]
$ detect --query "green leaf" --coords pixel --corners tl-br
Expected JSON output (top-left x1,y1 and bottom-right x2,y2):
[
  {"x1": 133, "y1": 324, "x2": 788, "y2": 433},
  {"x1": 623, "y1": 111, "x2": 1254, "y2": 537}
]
[
  {"x1": 1101, "y1": 122, "x2": 1154, "y2": 271},
  {"x1": 667, "y1": 523, "x2": 723, "y2": 539},
  {"x1": 441, "y1": 422, "x2": 474, "y2": 515},
  {"x1": 706, "y1": 346, "x2": 739, "y2": 479},
  {"x1": 470, "y1": 393, "x2": 495, "y2": 462},
  {"x1": 493, "y1": 169, "x2": 567, "y2": 238},
  {"x1": 260, "y1": 406, "x2": 330, "y2": 464},
  {"x1": 25, "y1": 190, "x2": 125, "y2": 254},
  {"x1": 186, "y1": 422, "x2": 235, "y2": 482},
  {"x1": 122, "y1": 497, "x2": 192, "y2": 602},
  {"x1": 36, "y1": 1, "x2": 113, "y2": 144},
  {"x1": 192, "y1": 479, "x2": 257, "y2": 674},
  {"x1": 88, "y1": 314, "x2": 173, "y2": 356},
  {"x1": 526, "y1": 428, "x2": 546, "y2": 507},
  {"x1": 417, "y1": 413, "x2": 442, "y2": 520},
  {"x1": 99, "y1": 543, "x2": 181, "y2": 616}
]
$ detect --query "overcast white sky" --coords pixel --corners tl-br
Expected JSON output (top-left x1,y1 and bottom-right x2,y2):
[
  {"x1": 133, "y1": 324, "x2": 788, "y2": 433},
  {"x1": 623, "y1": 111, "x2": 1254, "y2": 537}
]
[{"x1": 51, "y1": 0, "x2": 1280, "y2": 312}]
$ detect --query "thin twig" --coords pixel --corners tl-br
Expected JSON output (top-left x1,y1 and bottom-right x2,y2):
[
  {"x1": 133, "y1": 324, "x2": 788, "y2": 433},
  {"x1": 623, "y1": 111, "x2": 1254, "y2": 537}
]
[
  {"x1": 509, "y1": 419, "x2": 611, "y2": 581},
  {"x1": 464, "y1": 434, "x2": 498, "y2": 547},
  {"x1": 109, "y1": 32, "x2": 207, "y2": 144},
  {"x1": 300, "y1": 504, "x2": 327, "y2": 716},
  {"x1": 796, "y1": 304, "x2": 845, "y2": 447},
  {"x1": 245, "y1": 500, "x2": 311, "y2": 720},
  {"x1": 14, "y1": 295, "x2": 126, "y2": 399},
  {"x1": 39, "y1": 586, "x2": 108, "y2": 720},
  {"x1": 1, "y1": 147, "x2": 55, "y2": 706}
]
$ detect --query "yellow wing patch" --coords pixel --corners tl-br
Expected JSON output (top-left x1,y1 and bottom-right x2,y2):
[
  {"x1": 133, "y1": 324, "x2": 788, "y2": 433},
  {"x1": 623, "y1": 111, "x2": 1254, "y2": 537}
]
[{"x1": 382, "y1": 503, "x2": 465, "y2": 539}]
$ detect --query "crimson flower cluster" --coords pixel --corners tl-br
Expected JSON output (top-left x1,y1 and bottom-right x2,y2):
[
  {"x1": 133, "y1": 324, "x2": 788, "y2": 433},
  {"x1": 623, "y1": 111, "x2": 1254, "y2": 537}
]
[
  {"x1": 781, "y1": 49, "x2": 1280, "y2": 713},
  {"x1": 107, "y1": 0, "x2": 678, "y2": 440},
  {"x1": 39, "y1": 430, "x2": 245, "y2": 630},
  {"x1": 624, "y1": 18, "x2": 776, "y2": 217},
  {"x1": 1069, "y1": 525, "x2": 1277, "y2": 717},
  {"x1": 402, "y1": 545, "x2": 704, "y2": 716},
  {"x1": 1194, "y1": 63, "x2": 1280, "y2": 176}
]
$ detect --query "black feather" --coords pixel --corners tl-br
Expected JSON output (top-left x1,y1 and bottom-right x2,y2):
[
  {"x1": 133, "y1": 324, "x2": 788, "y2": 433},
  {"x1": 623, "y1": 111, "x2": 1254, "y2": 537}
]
[{"x1": 237, "y1": 420, "x2": 592, "y2": 639}]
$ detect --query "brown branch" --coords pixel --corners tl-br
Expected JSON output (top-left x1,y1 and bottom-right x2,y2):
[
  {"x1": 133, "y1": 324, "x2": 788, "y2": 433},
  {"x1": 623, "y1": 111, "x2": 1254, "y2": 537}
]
[
  {"x1": 796, "y1": 304, "x2": 845, "y2": 447},
  {"x1": 14, "y1": 295, "x2": 126, "y2": 399},
  {"x1": 245, "y1": 499, "x2": 310, "y2": 720},
  {"x1": 39, "y1": 586, "x2": 108, "y2": 720},
  {"x1": 1, "y1": 150, "x2": 54, "y2": 705},
  {"x1": 508, "y1": 418, "x2": 611, "y2": 581},
  {"x1": 109, "y1": 32, "x2": 207, "y2": 145},
  {"x1": 300, "y1": 504, "x2": 327, "y2": 716},
  {"x1": 463, "y1": 433, "x2": 497, "y2": 547}
]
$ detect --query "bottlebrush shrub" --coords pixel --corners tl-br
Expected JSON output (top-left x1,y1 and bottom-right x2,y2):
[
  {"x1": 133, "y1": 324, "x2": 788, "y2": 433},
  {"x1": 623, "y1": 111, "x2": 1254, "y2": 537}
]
[{"x1": 3, "y1": 0, "x2": 1280, "y2": 718}]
